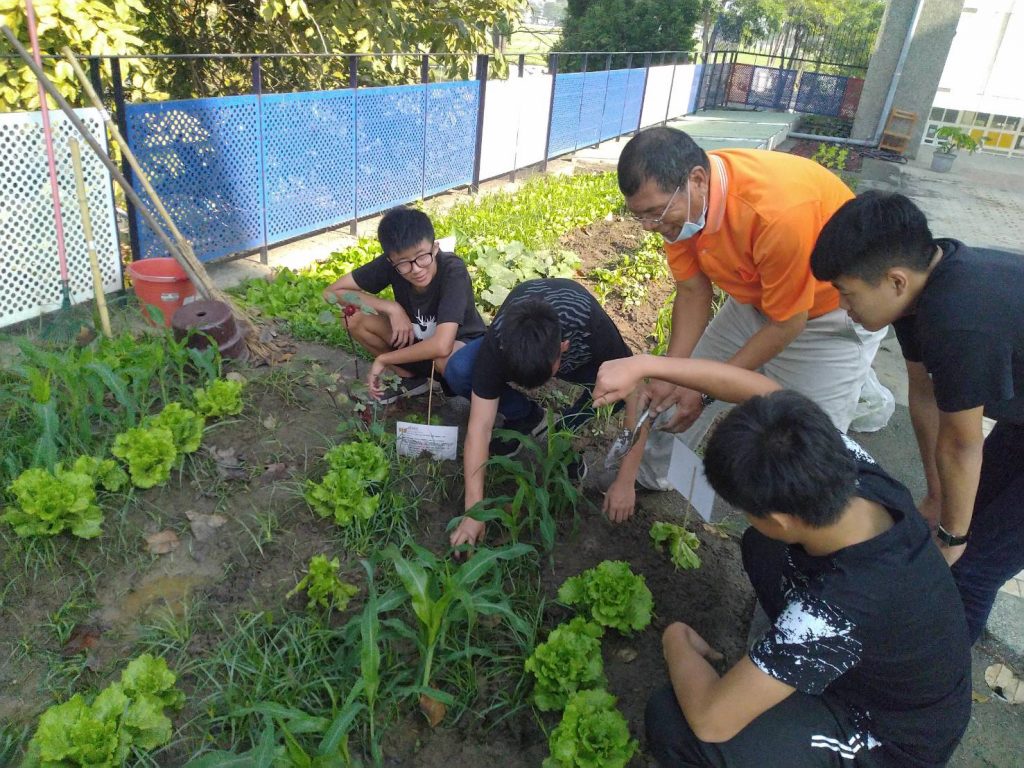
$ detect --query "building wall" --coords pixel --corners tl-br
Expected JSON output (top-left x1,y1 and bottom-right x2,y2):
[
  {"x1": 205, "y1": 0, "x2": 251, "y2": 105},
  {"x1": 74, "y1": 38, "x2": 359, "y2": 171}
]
[
  {"x1": 925, "y1": 0, "x2": 1024, "y2": 156},
  {"x1": 853, "y1": 0, "x2": 966, "y2": 159}
]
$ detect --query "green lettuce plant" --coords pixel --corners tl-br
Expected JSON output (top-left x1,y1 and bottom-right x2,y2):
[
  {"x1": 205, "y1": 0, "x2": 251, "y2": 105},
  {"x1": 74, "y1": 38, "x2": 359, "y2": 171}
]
[
  {"x1": 194, "y1": 378, "x2": 245, "y2": 418},
  {"x1": 651, "y1": 521, "x2": 702, "y2": 570},
  {"x1": 1, "y1": 466, "x2": 102, "y2": 539},
  {"x1": 558, "y1": 561, "x2": 653, "y2": 635},
  {"x1": 524, "y1": 616, "x2": 605, "y2": 711},
  {"x1": 144, "y1": 403, "x2": 205, "y2": 455},
  {"x1": 23, "y1": 654, "x2": 183, "y2": 768},
  {"x1": 544, "y1": 689, "x2": 638, "y2": 768},
  {"x1": 304, "y1": 441, "x2": 388, "y2": 527},
  {"x1": 287, "y1": 554, "x2": 359, "y2": 611},
  {"x1": 111, "y1": 426, "x2": 177, "y2": 489},
  {"x1": 67, "y1": 456, "x2": 129, "y2": 493}
]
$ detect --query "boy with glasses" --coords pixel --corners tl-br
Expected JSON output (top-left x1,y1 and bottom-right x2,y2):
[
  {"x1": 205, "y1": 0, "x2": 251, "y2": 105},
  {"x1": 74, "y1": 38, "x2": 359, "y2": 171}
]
[{"x1": 324, "y1": 206, "x2": 485, "y2": 403}]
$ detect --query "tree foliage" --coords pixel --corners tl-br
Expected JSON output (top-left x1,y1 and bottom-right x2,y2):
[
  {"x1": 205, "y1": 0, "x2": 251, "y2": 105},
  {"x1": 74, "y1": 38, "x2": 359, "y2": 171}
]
[
  {"x1": 0, "y1": 0, "x2": 526, "y2": 109},
  {"x1": 557, "y1": 0, "x2": 700, "y2": 54},
  {"x1": 0, "y1": 0, "x2": 162, "y2": 110}
]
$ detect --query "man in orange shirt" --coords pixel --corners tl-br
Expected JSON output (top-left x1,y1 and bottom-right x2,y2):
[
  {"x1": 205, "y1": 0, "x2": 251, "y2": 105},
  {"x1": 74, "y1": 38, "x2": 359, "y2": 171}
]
[{"x1": 603, "y1": 127, "x2": 888, "y2": 518}]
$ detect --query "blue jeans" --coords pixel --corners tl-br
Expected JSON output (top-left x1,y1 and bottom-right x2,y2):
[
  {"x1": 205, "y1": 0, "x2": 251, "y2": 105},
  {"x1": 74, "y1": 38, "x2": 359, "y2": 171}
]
[
  {"x1": 950, "y1": 421, "x2": 1024, "y2": 643},
  {"x1": 442, "y1": 337, "x2": 603, "y2": 429}
]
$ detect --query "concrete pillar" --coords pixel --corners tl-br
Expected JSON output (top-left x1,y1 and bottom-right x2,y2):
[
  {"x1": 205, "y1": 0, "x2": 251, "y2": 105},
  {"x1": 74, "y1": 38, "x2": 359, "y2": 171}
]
[{"x1": 852, "y1": 0, "x2": 965, "y2": 158}]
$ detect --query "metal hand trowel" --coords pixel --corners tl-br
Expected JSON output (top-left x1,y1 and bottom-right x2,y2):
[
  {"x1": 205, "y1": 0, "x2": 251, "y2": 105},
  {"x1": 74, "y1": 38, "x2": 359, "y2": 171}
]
[{"x1": 604, "y1": 406, "x2": 653, "y2": 470}]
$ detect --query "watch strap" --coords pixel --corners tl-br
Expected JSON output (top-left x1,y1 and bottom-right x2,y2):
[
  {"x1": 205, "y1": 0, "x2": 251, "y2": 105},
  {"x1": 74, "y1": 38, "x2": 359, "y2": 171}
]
[{"x1": 936, "y1": 524, "x2": 969, "y2": 547}]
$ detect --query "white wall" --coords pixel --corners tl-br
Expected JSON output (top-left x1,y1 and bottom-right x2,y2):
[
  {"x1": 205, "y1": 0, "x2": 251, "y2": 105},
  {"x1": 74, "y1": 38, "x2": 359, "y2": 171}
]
[
  {"x1": 479, "y1": 75, "x2": 554, "y2": 180},
  {"x1": 932, "y1": 0, "x2": 1024, "y2": 117}
]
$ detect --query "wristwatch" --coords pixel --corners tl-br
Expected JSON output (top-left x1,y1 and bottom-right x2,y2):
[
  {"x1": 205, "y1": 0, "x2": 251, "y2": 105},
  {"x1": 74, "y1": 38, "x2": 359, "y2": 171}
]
[
  {"x1": 700, "y1": 393, "x2": 716, "y2": 408},
  {"x1": 936, "y1": 524, "x2": 969, "y2": 547}
]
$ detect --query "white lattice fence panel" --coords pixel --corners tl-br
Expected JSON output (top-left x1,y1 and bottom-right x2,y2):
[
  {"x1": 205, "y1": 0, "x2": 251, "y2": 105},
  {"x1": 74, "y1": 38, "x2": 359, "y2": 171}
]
[
  {"x1": 479, "y1": 75, "x2": 553, "y2": 180},
  {"x1": 0, "y1": 108, "x2": 120, "y2": 328},
  {"x1": 640, "y1": 65, "x2": 675, "y2": 128}
]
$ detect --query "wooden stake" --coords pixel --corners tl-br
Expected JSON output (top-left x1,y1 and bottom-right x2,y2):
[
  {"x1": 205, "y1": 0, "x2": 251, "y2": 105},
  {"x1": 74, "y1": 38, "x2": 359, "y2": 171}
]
[{"x1": 427, "y1": 361, "x2": 436, "y2": 424}]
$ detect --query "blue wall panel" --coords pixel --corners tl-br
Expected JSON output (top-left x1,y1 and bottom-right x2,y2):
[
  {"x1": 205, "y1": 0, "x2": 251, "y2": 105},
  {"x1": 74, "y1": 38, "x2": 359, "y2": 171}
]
[
  {"x1": 548, "y1": 72, "x2": 584, "y2": 158},
  {"x1": 745, "y1": 67, "x2": 797, "y2": 111},
  {"x1": 125, "y1": 96, "x2": 264, "y2": 263},
  {"x1": 795, "y1": 72, "x2": 848, "y2": 117},
  {"x1": 601, "y1": 69, "x2": 630, "y2": 141},
  {"x1": 261, "y1": 89, "x2": 355, "y2": 244},
  {"x1": 576, "y1": 70, "x2": 609, "y2": 149},
  {"x1": 622, "y1": 67, "x2": 647, "y2": 132},
  {"x1": 356, "y1": 85, "x2": 426, "y2": 217},
  {"x1": 688, "y1": 65, "x2": 703, "y2": 113},
  {"x1": 423, "y1": 81, "x2": 480, "y2": 198}
]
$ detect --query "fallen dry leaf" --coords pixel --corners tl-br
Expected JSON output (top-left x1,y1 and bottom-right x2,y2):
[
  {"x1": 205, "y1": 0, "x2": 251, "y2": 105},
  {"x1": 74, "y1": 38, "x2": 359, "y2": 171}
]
[
  {"x1": 259, "y1": 462, "x2": 292, "y2": 485},
  {"x1": 419, "y1": 693, "x2": 447, "y2": 728},
  {"x1": 615, "y1": 647, "x2": 639, "y2": 663},
  {"x1": 225, "y1": 372, "x2": 246, "y2": 384},
  {"x1": 701, "y1": 523, "x2": 730, "y2": 540},
  {"x1": 207, "y1": 446, "x2": 247, "y2": 481},
  {"x1": 185, "y1": 510, "x2": 228, "y2": 542},
  {"x1": 62, "y1": 625, "x2": 102, "y2": 657},
  {"x1": 985, "y1": 663, "x2": 1024, "y2": 704},
  {"x1": 262, "y1": 414, "x2": 278, "y2": 430},
  {"x1": 145, "y1": 529, "x2": 180, "y2": 555},
  {"x1": 972, "y1": 691, "x2": 990, "y2": 704}
]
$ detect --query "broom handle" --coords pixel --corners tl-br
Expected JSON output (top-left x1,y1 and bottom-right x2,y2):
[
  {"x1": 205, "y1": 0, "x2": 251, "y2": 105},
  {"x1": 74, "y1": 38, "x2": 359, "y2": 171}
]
[
  {"x1": 0, "y1": 25, "x2": 210, "y2": 299},
  {"x1": 69, "y1": 138, "x2": 113, "y2": 338},
  {"x1": 62, "y1": 46, "x2": 198, "y2": 264},
  {"x1": 24, "y1": 0, "x2": 69, "y2": 285}
]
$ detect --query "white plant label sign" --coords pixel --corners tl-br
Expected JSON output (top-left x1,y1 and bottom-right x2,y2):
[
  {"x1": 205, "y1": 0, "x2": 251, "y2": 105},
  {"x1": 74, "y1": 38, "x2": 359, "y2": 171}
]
[{"x1": 396, "y1": 422, "x2": 458, "y2": 461}]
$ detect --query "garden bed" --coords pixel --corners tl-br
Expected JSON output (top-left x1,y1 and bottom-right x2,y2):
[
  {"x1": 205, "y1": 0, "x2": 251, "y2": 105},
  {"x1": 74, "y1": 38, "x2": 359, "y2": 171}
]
[{"x1": 0, "y1": 172, "x2": 755, "y2": 767}]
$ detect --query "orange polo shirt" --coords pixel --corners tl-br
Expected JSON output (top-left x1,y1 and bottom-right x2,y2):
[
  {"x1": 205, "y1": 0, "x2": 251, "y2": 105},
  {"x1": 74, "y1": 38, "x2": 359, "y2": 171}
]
[{"x1": 665, "y1": 148, "x2": 852, "y2": 322}]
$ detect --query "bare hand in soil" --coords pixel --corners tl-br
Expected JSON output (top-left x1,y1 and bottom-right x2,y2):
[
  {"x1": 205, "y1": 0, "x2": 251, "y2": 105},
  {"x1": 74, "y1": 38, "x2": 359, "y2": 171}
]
[
  {"x1": 648, "y1": 382, "x2": 704, "y2": 433},
  {"x1": 367, "y1": 359, "x2": 387, "y2": 401},
  {"x1": 450, "y1": 517, "x2": 485, "y2": 557},
  {"x1": 603, "y1": 477, "x2": 636, "y2": 523}
]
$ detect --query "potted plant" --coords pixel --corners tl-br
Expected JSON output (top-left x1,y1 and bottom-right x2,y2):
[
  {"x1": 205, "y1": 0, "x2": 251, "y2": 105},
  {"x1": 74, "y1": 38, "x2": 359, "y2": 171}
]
[{"x1": 931, "y1": 126, "x2": 984, "y2": 172}]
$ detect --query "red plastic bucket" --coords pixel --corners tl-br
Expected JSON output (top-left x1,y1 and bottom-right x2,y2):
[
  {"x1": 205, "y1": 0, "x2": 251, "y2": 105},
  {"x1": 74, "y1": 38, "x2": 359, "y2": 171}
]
[{"x1": 128, "y1": 258, "x2": 196, "y2": 327}]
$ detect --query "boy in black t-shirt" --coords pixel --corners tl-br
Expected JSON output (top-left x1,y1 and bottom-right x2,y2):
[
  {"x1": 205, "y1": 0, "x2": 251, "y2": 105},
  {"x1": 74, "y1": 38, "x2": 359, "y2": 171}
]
[
  {"x1": 446, "y1": 279, "x2": 635, "y2": 550},
  {"x1": 592, "y1": 357, "x2": 971, "y2": 768},
  {"x1": 812, "y1": 191, "x2": 1024, "y2": 643},
  {"x1": 324, "y1": 207, "x2": 485, "y2": 404}
]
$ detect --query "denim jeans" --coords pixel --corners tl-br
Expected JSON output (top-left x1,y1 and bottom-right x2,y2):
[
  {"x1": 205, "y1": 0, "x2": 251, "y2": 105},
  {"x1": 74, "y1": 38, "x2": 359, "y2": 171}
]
[
  {"x1": 442, "y1": 337, "x2": 606, "y2": 429},
  {"x1": 950, "y1": 421, "x2": 1024, "y2": 643}
]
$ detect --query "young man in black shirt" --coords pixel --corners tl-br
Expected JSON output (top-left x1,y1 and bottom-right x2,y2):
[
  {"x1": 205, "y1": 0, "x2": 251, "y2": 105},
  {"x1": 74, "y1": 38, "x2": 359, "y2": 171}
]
[
  {"x1": 812, "y1": 191, "x2": 1024, "y2": 644},
  {"x1": 445, "y1": 278, "x2": 635, "y2": 549},
  {"x1": 324, "y1": 207, "x2": 485, "y2": 403},
  {"x1": 593, "y1": 357, "x2": 971, "y2": 768}
]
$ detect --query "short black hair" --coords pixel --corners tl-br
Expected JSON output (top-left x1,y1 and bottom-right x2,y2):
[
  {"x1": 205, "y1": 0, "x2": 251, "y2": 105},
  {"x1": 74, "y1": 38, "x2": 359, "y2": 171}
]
[
  {"x1": 703, "y1": 391, "x2": 857, "y2": 528},
  {"x1": 617, "y1": 127, "x2": 709, "y2": 197},
  {"x1": 499, "y1": 298, "x2": 562, "y2": 388},
  {"x1": 811, "y1": 191, "x2": 934, "y2": 284},
  {"x1": 377, "y1": 207, "x2": 435, "y2": 257}
]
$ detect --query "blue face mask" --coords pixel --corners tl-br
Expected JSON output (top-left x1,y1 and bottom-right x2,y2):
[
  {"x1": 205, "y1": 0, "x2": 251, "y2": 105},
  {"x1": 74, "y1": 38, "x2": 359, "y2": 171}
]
[{"x1": 664, "y1": 182, "x2": 707, "y2": 244}]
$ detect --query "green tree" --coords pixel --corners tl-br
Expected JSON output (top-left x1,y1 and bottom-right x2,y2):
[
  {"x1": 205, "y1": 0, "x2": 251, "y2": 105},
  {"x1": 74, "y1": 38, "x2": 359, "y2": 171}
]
[
  {"x1": 0, "y1": 0, "x2": 161, "y2": 111},
  {"x1": 558, "y1": 0, "x2": 700, "y2": 54}
]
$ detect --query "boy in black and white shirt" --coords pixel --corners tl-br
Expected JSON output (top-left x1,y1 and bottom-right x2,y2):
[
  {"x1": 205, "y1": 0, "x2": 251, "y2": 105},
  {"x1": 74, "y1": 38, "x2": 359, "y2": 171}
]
[
  {"x1": 324, "y1": 207, "x2": 484, "y2": 404},
  {"x1": 592, "y1": 356, "x2": 971, "y2": 767}
]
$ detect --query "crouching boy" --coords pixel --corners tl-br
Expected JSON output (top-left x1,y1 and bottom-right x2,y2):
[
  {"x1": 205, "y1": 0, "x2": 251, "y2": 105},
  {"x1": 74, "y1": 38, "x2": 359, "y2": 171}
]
[
  {"x1": 323, "y1": 206, "x2": 485, "y2": 403},
  {"x1": 593, "y1": 356, "x2": 972, "y2": 768}
]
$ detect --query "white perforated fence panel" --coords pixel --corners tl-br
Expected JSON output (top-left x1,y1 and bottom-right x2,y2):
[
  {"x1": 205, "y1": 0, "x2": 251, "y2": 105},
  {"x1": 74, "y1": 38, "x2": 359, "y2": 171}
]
[
  {"x1": 0, "y1": 108, "x2": 120, "y2": 328},
  {"x1": 480, "y1": 75, "x2": 554, "y2": 181},
  {"x1": 640, "y1": 65, "x2": 676, "y2": 127}
]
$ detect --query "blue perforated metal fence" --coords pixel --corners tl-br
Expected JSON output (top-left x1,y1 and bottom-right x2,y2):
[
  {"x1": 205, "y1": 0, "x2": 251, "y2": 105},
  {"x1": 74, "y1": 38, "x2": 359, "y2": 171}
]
[
  {"x1": 261, "y1": 89, "x2": 355, "y2": 244},
  {"x1": 121, "y1": 54, "x2": 694, "y2": 263},
  {"x1": 794, "y1": 72, "x2": 848, "y2": 117},
  {"x1": 125, "y1": 95, "x2": 266, "y2": 262}
]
